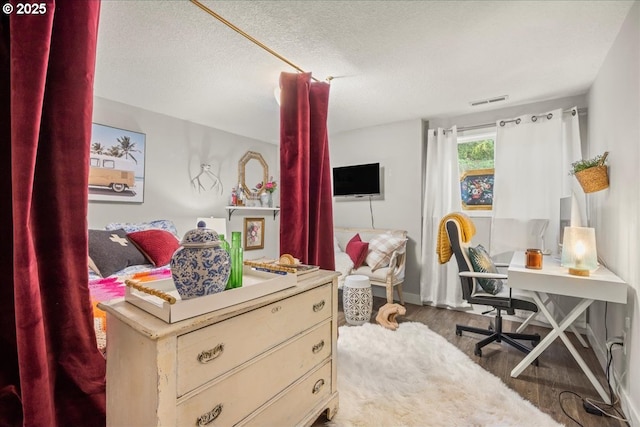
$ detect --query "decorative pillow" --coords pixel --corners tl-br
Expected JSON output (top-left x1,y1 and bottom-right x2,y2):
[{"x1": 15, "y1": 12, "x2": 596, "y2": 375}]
[
  {"x1": 365, "y1": 233, "x2": 407, "y2": 272},
  {"x1": 468, "y1": 244, "x2": 504, "y2": 295},
  {"x1": 127, "y1": 229, "x2": 181, "y2": 267},
  {"x1": 89, "y1": 229, "x2": 149, "y2": 277},
  {"x1": 88, "y1": 257, "x2": 100, "y2": 275},
  {"x1": 345, "y1": 234, "x2": 369, "y2": 268},
  {"x1": 105, "y1": 219, "x2": 179, "y2": 236}
]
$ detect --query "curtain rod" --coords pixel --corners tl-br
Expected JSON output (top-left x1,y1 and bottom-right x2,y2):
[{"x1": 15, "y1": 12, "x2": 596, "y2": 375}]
[
  {"x1": 447, "y1": 107, "x2": 588, "y2": 133},
  {"x1": 190, "y1": 0, "x2": 325, "y2": 83}
]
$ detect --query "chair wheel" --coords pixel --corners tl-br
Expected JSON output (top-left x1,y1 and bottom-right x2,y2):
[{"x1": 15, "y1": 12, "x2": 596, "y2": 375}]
[
  {"x1": 533, "y1": 358, "x2": 539, "y2": 367},
  {"x1": 531, "y1": 340, "x2": 539, "y2": 347},
  {"x1": 474, "y1": 347, "x2": 482, "y2": 357},
  {"x1": 455, "y1": 329, "x2": 462, "y2": 336}
]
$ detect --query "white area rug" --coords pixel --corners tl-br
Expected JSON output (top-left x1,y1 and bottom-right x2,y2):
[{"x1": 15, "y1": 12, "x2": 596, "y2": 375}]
[{"x1": 327, "y1": 322, "x2": 563, "y2": 427}]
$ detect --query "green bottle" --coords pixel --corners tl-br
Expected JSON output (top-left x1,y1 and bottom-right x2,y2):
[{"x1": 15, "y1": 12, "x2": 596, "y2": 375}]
[
  {"x1": 219, "y1": 234, "x2": 232, "y2": 290},
  {"x1": 229, "y1": 231, "x2": 243, "y2": 288}
]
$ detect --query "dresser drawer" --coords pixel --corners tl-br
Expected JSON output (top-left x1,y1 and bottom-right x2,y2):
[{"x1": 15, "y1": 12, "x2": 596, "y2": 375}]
[
  {"x1": 240, "y1": 361, "x2": 333, "y2": 427},
  {"x1": 176, "y1": 322, "x2": 332, "y2": 427},
  {"x1": 177, "y1": 283, "x2": 332, "y2": 395}
]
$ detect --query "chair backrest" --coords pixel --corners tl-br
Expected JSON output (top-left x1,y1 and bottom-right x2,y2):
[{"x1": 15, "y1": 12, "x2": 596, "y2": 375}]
[{"x1": 445, "y1": 218, "x2": 475, "y2": 302}]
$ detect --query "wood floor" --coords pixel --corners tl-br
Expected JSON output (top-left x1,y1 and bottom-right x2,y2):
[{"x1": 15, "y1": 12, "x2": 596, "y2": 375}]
[{"x1": 315, "y1": 296, "x2": 628, "y2": 427}]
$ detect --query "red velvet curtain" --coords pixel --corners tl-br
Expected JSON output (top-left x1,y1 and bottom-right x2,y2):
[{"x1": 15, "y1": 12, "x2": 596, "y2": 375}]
[
  {"x1": 279, "y1": 72, "x2": 335, "y2": 270},
  {"x1": 0, "y1": 1, "x2": 106, "y2": 426}
]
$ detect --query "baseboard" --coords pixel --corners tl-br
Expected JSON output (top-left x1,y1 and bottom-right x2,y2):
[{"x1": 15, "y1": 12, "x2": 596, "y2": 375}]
[
  {"x1": 370, "y1": 287, "x2": 422, "y2": 306},
  {"x1": 586, "y1": 324, "x2": 638, "y2": 425}
]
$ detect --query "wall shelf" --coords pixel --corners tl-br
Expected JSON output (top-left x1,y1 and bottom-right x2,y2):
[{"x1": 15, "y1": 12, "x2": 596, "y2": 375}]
[{"x1": 225, "y1": 206, "x2": 280, "y2": 221}]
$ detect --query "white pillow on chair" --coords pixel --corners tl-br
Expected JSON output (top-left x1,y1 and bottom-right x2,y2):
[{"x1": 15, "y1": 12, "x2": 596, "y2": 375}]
[{"x1": 365, "y1": 233, "x2": 407, "y2": 271}]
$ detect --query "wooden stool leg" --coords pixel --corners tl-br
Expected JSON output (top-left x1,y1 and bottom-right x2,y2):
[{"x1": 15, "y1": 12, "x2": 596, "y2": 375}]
[{"x1": 396, "y1": 284, "x2": 404, "y2": 305}]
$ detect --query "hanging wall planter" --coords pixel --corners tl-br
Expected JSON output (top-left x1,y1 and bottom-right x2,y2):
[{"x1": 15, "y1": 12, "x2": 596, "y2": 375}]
[{"x1": 570, "y1": 152, "x2": 609, "y2": 193}]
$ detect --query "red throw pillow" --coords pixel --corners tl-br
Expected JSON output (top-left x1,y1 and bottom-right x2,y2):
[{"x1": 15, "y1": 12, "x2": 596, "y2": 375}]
[
  {"x1": 346, "y1": 234, "x2": 369, "y2": 268},
  {"x1": 127, "y1": 229, "x2": 180, "y2": 267}
]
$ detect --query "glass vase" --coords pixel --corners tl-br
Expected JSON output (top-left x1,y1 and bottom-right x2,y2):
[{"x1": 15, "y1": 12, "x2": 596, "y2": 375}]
[{"x1": 228, "y1": 231, "x2": 243, "y2": 288}]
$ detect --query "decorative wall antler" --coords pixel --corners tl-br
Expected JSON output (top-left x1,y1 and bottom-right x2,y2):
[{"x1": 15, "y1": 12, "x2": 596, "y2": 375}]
[{"x1": 191, "y1": 163, "x2": 223, "y2": 194}]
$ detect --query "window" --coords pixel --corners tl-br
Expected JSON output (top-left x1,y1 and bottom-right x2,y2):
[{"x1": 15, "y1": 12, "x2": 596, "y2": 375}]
[{"x1": 457, "y1": 130, "x2": 496, "y2": 211}]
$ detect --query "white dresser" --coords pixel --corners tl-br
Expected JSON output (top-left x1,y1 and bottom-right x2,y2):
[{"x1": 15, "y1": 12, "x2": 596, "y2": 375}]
[{"x1": 99, "y1": 270, "x2": 339, "y2": 426}]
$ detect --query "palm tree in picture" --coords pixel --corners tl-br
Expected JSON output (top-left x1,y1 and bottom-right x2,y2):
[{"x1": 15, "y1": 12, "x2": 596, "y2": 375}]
[
  {"x1": 117, "y1": 136, "x2": 141, "y2": 164},
  {"x1": 91, "y1": 142, "x2": 106, "y2": 154},
  {"x1": 106, "y1": 146, "x2": 122, "y2": 157}
]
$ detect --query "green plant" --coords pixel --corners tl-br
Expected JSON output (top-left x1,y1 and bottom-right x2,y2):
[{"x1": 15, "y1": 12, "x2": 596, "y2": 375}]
[{"x1": 569, "y1": 152, "x2": 608, "y2": 176}]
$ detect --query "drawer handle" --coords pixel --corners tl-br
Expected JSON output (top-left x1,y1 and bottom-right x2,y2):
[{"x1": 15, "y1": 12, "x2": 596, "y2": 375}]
[
  {"x1": 313, "y1": 300, "x2": 326, "y2": 312},
  {"x1": 197, "y1": 403, "x2": 223, "y2": 426},
  {"x1": 197, "y1": 343, "x2": 224, "y2": 364},
  {"x1": 312, "y1": 340, "x2": 325, "y2": 354},
  {"x1": 312, "y1": 379, "x2": 325, "y2": 394}
]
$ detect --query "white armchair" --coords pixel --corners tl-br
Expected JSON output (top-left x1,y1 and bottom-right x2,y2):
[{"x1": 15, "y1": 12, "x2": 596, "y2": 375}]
[{"x1": 334, "y1": 227, "x2": 408, "y2": 304}]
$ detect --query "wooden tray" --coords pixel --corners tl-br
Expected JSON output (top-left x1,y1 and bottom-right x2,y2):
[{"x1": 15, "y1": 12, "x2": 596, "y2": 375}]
[{"x1": 124, "y1": 266, "x2": 296, "y2": 323}]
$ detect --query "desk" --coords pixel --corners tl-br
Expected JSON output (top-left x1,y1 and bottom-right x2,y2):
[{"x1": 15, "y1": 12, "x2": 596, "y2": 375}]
[{"x1": 507, "y1": 251, "x2": 627, "y2": 403}]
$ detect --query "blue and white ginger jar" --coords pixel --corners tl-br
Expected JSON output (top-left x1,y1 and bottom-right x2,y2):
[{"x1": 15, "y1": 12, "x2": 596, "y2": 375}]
[{"x1": 170, "y1": 221, "x2": 231, "y2": 300}]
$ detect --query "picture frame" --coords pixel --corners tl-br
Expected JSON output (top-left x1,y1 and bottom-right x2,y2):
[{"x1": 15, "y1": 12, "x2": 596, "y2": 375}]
[
  {"x1": 460, "y1": 168, "x2": 494, "y2": 210},
  {"x1": 89, "y1": 123, "x2": 146, "y2": 203},
  {"x1": 244, "y1": 217, "x2": 265, "y2": 250}
]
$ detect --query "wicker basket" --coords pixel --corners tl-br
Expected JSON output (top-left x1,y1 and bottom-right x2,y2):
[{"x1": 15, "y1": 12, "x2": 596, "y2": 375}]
[{"x1": 575, "y1": 165, "x2": 609, "y2": 193}]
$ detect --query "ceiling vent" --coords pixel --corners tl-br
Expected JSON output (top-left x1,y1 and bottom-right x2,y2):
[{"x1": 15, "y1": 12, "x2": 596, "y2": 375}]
[{"x1": 470, "y1": 95, "x2": 508, "y2": 107}]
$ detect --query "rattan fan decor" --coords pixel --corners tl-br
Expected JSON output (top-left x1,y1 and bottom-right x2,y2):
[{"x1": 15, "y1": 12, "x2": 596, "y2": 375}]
[{"x1": 572, "y1": 152, "x2": 609, "y2": 193}]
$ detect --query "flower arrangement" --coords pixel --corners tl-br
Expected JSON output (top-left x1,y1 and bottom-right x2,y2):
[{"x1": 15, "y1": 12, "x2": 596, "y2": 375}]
[{"x1": 256, "y1": 176, "x2": 277, "y2": 193}]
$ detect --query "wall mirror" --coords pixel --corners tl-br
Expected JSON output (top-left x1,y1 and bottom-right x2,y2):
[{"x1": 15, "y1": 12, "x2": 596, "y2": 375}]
[{"x1": 238, "y1": 151, "x2": 268, "y2": 198}]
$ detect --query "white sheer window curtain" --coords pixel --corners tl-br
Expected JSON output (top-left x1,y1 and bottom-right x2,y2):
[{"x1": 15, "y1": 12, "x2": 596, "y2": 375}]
[
  {"x1": 419, "y1": 127, "x2": 465, "y2": 307},
  {"x1": 491, "y1": 108, "x2": 585, "y2": 257}
]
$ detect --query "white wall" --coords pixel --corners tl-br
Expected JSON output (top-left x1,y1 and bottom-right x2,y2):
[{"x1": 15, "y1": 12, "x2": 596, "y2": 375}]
[
  {"x1": 330, "y1": 119, "x2": 423, "y2": 303},
  {"x1": 586, "y1": 1, "x2": 639, "y2": 423},
  {"x1": 90, "y1": 97, "x2": 280, "y2": 260}
]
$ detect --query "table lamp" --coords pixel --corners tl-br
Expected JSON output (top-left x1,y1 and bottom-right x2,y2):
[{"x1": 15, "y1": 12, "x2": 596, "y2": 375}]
[{"x1": 561, "y1": 226, "x2": 598, "y2": 276}]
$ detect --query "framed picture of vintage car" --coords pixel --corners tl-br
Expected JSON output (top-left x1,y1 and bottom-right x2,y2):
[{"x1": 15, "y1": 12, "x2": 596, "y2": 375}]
[{"x1": 89, "y1": 123, "x2": 146, "y2": 203}]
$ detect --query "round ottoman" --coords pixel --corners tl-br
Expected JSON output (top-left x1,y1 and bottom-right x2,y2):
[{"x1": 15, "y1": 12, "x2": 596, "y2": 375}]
[{"x1": 343, "y1": 275, "x2": 373, "y2": 326}]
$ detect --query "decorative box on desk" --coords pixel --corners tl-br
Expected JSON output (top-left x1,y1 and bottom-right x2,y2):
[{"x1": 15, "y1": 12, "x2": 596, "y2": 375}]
[
  {"x1": 99, "y1": 270, "x2": 340, "y2": 427},
  {"x1": 124, "y1": 266, "x2": 296, "y2": 323}
]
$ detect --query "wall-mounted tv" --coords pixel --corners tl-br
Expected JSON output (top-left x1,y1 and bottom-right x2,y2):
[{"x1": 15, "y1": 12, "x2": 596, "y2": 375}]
[{"x1": 332, "y1": 163, "x2": 381, "y2": 197}]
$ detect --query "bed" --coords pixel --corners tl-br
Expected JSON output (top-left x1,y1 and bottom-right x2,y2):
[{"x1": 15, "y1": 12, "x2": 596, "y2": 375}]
[{"x1": 88, "y1": 219, "x2": 181, "y2": 353}]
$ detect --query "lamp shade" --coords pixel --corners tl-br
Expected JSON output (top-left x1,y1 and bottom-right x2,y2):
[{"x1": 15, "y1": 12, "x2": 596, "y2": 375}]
[{"x1": 561, "y1": 226, "x2": 598, "y2": 275}]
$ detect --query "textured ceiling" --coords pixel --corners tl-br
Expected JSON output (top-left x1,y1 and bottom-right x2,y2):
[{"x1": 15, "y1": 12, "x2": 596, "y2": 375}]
[{"x1": 94, "y1": 1, "x2": 634, "y2": 144}]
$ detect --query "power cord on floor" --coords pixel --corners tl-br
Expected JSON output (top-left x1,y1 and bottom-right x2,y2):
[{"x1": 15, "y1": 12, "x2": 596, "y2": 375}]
[{"x1": 557, "y1": 342, "x2": 629, "y2": 426}]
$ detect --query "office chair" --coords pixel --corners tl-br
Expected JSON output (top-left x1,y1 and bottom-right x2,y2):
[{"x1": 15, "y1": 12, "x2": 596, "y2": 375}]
[{"x1": 444, "y1": 215, "x2": 541, "y2": 358}]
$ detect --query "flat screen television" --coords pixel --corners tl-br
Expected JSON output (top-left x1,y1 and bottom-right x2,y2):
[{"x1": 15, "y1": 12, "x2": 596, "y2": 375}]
[{"x1": 332, "y1": 163, "x2": 381, "y2": 197}]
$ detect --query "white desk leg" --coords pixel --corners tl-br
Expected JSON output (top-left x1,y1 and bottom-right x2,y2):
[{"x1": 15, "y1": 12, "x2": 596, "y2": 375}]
[
  {"x1": 522, "y1": 294, "x2": 588, "y2": 348},
  {"x1": 511, "y1": 295, "x2": 610, "y2": 404},
  {"x1": 515, "y1": 311, "x2": 537, "y2": 333},
  {"x1": 540, "y1": 293, "x2": 589, "y2": 348},
  {"x1": 511, "y1": 294, "x2": 589, "y2": 377},
  {"x1": 557, "y1": 321, "x2": 611, "y2": 403}
]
